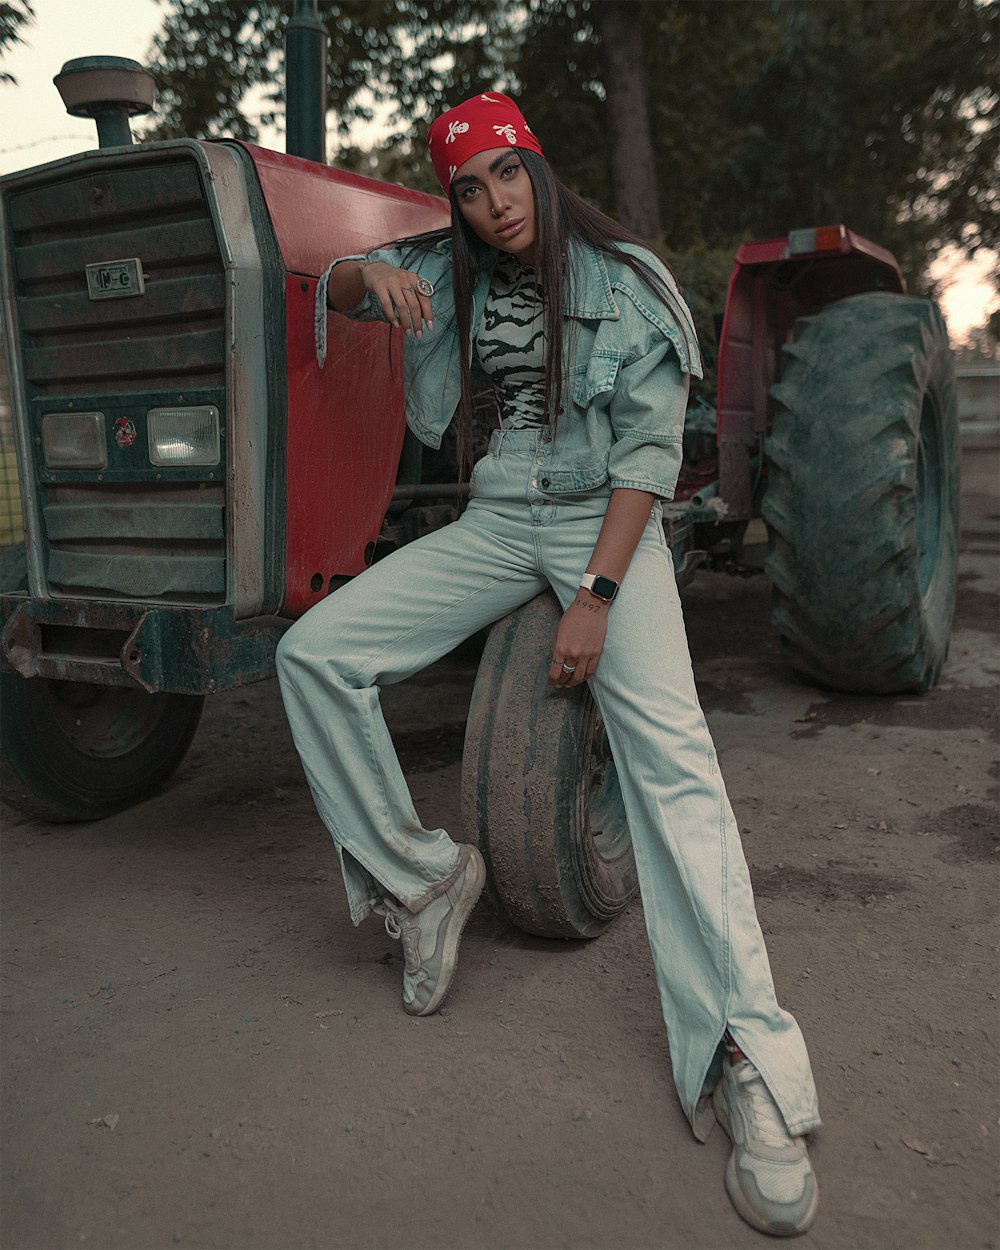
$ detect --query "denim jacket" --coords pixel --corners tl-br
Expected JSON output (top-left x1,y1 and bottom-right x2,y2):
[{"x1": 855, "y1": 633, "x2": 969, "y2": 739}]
[{"x1": 315, "y1": 237, "x2": 702, "y2": 499}]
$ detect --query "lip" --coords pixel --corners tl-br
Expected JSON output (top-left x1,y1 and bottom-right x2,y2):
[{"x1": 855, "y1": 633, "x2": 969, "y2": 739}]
[{"x1": 495, "y1": 218, "x2": 525, "y2": 240}]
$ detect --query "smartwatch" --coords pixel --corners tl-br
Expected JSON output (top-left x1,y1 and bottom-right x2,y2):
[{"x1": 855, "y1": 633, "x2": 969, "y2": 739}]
[{"x1": 580, "y1": 573, "x2": 619, "y2": 603}]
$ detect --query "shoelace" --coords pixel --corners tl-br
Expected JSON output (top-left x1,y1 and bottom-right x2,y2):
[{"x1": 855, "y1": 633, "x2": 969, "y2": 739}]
[
  {"x1": 377, "y1": 903, "x2": 423, "y2": 977},
  {"x1": 739, "y1": 1066, "x2": 791, "y2": 1147},
  {"x1": 740, "y1": 1075, "x2": 790, "y2": 1145}
]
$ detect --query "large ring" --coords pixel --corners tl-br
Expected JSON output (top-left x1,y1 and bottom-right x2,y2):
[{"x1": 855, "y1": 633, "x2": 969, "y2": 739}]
[
  {"x1": 561, "y1": 663, "x2": 577, "y2": 674},
  {"x1": 416, "y1": 277, "x2": 435, "y2": 297}
]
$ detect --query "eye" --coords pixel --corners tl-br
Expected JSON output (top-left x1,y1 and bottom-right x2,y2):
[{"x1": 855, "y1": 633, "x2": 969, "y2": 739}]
[
  {"x1": 501, "y1": 162, "x2": 521, "y2": 179},
  {"x1": 459, "y1": 184, "x2": 481, "y2": 201}
]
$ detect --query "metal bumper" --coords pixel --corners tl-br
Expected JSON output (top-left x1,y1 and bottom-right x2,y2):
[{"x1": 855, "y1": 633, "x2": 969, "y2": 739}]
[{"x1": 0, "y1": 595, "x2": 289, "y2": 694}]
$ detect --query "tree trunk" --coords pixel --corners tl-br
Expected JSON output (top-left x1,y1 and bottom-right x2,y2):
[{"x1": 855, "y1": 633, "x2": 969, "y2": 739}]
[{"x1": 593, "y1": 0, "x2": 661, "y2": 240}]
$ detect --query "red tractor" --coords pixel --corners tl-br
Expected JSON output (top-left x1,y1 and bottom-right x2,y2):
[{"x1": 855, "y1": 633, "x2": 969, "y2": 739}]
[{"x1": 0, "y1": 58, "x2": 957, "y2": 941}]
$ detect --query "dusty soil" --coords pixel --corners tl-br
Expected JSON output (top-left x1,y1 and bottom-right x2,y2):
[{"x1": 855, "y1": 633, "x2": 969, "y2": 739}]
[{"x1": 2, "y1": 440, "x2": 997, "y2": 1250}]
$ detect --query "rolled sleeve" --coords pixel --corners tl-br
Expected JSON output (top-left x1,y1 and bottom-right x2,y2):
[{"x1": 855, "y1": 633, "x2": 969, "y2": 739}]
[
  {"x1": 607, "y1": 336, "x2": 691, "y2": 499},
  {"x1": 315, "y1": 247, "x2": 405, "y2": 368}
]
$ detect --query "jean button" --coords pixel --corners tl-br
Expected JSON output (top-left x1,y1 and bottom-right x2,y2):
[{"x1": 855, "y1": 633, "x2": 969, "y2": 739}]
[
  {"x1": 531, "y1": 478, "x2": 537, "y2": 488},
  {"x1": 541, "y1": 476, "x2": 551, "y2": 489}
]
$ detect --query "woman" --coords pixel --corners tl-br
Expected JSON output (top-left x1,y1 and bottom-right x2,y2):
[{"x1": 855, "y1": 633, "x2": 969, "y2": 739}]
[{"x1": 278, "y1": 92, "x2": 821, "y2": 1237}]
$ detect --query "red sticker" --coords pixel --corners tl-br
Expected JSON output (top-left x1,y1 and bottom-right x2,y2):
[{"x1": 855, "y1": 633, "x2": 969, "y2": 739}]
[{"x1": 114, "y1": 417, "x2": 137, "y2": 449}]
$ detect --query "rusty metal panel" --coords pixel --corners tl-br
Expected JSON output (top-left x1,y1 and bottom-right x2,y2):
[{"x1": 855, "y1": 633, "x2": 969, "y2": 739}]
[
  {"x1": 42, "y1": 481, "x2": 226, "y2": 603},
  {"x1": 17, "y1": 274, "x2": 225, "y2": 336},
  {"x1": 47, "y1": 549, "x2": 225, "y2": 597},
  {"x1": 231, "y1": 142, "x2": 448, "y2": 278},
  {"x1": 24, "y1": 329, "x2": 225, "y2": 385},
  {"x1": 14, "y1": 219, "x2": 218, "y2": 286},
  {"x1": 1, "y1": 594, "x2": 285, "y2": 693},
  {"x1": 8, "y1": 162, "x2": 204, "y2": 234},
  {"x1": 282, "y1": 273, "x2": 405, "y2": 615},
  {"x1": 43, "y1": 499, "x2": 223, "y2": 542}
]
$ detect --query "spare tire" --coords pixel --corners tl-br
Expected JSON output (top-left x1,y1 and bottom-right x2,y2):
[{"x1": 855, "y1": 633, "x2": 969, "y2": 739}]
[
  {"x1": 462, "y1": 590, "x2": 638, "y2": 939},
  {"x1": 762, "y1": 293, "x2": 958, "y2": 694}
]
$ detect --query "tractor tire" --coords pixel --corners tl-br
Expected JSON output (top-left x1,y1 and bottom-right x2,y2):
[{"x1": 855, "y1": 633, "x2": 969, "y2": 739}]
[
  {"x1": 461, "y1": 590, "x2": 638, "y2": 939},
  {"x1": 762, "y1": 292, "x2": 959, "y2": 694},
  {"x1": 1, "y1": 673, "x2": 204, "y2": 822}
]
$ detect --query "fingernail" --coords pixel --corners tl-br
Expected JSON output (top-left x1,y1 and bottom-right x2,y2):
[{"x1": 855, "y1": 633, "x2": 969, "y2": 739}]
[
  {"x1": 416, "y1": 329, "x2": 423, "y2": 340},
  {"x1": 427, "y1": 320, "x2": 434, "y2": 331}
]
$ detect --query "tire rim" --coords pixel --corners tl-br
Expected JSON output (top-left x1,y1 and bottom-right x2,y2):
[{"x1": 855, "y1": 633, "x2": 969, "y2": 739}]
[
  {"x1": 43, "y1": 681, "x2": 167, "y2": 759},
  {"x1": 916, "y1": 391, "x2": 945, "y2": 602}
]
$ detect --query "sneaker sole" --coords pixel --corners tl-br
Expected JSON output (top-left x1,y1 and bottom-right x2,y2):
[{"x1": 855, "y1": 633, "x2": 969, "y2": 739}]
[
  {"x1": 713, "y1": 1082, "x2": 819, "y2": 1237},
  {"x1": 407, "y1": 847, "x2": 486, "y2": 1017}
]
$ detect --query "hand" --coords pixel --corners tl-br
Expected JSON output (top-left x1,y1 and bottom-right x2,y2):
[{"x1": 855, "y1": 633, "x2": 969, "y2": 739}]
[
  {"x1": 547, "y1": 593, "x2": 609, "y2": 688},
  {"x1": 361, "y1": 261, "x2": 434, "y2": 338}
]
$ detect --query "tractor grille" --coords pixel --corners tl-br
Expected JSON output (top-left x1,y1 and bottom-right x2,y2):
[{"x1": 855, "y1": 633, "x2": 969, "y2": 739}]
[
  {"x1": 8, "y1": 159, "x2": 226, "y2": 395},
  {"x1": 4, "y1": 153, "x2": 229, "y2": 603},
  {"x1": 42, "y1": 482, "x2": 226, "y2": 602}
]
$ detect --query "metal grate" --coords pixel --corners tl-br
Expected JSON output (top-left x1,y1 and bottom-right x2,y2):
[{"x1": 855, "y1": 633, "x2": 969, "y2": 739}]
[
  {"x1": 0, "y1": 347, "x2": 23, "y2": 547},
  {"x1": 3, "y1": 152, "x2": 228, "y2": 602}
]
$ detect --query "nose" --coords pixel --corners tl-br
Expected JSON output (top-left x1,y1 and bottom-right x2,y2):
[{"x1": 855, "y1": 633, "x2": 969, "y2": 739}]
[{"x1": 489, "y1": 185, "x2": 509, "y2": 218}]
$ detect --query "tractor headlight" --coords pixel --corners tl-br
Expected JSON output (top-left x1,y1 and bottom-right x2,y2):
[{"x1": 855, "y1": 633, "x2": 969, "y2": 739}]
[
  {"x1": 41, "y1": 412, "x2": 107, "y2": 469},
  {"x1": 147, "y1": 406, "x2": 221, "y2": 467}
]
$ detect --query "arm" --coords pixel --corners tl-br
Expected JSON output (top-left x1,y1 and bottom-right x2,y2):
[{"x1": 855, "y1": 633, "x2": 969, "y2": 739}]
[
  {"x1": 326, "y1": 259, "x2": 433, "y2": 337},
  {"x1": 547, "y1": 486, "x2": 656, "y2": 688},
  {"x1": 549, "y1": 320, "x2": 695, "y2": 688}
]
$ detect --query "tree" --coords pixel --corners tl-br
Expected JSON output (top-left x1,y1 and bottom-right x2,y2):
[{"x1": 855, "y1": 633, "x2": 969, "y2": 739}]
[
  {"x1": 145, "y1": 0, "x2": 512, "y2": 146},
  {"x1": 143, "y1": 0, "x2": 998, "y2": 298},
  {"x1": 0, "y1": 0, "x2": 35, "y2": 86},
  {"x1": 591, "y1": 0, "x2": 660, "y2": 239}
]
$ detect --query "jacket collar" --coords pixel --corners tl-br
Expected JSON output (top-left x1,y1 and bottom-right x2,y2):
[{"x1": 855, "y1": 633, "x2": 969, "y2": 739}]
[
  {"x1": 563, "y1": 238, "x2": 620, "y2": 320},
  {"x1": 477, "y1": 238, "x2": 620, "y2": 321}
]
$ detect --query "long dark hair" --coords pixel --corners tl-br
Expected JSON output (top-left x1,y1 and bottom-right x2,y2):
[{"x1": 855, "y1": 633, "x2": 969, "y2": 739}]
[{"x1": 391, "y1": 148, "x2": 698, "y2": 480}]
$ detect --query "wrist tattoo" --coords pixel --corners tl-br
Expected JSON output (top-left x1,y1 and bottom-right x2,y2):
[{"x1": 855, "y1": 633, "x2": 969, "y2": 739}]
[{"x1": 573, "y1": 596, "x2": 606, "y2": 613}]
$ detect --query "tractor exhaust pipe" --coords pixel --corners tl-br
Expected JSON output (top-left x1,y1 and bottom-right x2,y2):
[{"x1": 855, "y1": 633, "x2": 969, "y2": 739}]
[
  {"x1": 53, "y1": 56, "x2": 155, "y2": 148},
  {"x1": 285, "y1": 0, "x2": 328, "y2": 163}
]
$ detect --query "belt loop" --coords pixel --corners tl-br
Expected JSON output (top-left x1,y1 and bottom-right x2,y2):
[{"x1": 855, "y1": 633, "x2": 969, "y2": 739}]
[{"x1": 493, "y1": 429, "x2": 507, "y2": 458}]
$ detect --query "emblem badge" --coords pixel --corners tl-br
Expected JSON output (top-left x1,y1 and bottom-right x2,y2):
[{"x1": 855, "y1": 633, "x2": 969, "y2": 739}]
[
  {"x1": 114, "y1": 417, "x2": 138, "y2": 449},
  {"x1": 86, "y1": 258, "x2": 145, "y2": 301}
]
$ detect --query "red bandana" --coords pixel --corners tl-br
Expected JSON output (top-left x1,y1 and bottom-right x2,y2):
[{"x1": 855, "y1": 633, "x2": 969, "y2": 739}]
[{"x1": 426, "y1": 92, "x2": 545, "y2": 194}]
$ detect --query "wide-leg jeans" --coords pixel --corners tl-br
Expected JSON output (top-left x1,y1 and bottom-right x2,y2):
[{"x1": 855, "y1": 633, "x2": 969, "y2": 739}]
[{"x1": 276, "y1": 429, "x2": 822, "y2": 1141}]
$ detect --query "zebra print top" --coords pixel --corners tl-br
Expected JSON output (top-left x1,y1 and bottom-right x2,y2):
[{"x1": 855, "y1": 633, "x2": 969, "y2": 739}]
[{"x1": 475, "y1": 253, "x2": 547, "y2": 429}]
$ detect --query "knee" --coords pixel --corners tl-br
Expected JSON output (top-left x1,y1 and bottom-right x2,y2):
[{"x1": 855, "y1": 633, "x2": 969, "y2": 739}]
[
  {"x1": 275, "y1": 615, "x2": 357, "y2": 690},
  {"x1": 275, "y1": 618, "x2": 316, "y2": 686}
]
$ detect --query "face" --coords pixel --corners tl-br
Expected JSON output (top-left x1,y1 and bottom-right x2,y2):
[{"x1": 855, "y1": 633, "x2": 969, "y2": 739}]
[{"x1": 452, "y1": 146, "x2": 537, "y2": 264}]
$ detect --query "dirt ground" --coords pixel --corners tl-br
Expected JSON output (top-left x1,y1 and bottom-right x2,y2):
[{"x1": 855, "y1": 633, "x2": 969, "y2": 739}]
[{"x1": 2, "y1": 438, "x2": 997, "y2": 1250}]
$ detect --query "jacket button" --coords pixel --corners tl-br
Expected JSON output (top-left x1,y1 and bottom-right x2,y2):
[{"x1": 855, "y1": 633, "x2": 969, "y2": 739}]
[{"x1": 541, "y1": 476, "x2": 551, "y2": 489}]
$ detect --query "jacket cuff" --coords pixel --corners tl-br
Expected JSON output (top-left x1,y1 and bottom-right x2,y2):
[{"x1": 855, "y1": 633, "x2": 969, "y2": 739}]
[{"x1": 315, "y1": 254, "x2": 385, "y2": 368}]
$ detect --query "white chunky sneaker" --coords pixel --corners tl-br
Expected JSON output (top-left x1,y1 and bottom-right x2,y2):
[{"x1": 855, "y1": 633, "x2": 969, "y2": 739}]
[
  {"x1": 376, "y1": 844, "x2": 486, "y2": 1017},
  {"x1": 713, "y1": 1059, "x2": 819, "y2": 1237}
]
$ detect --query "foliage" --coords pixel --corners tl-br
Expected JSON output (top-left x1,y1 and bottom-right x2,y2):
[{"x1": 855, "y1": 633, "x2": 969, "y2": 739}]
[
  {"x1": 0, "y1": 0, "x2": 34, "y2": 86},
  {"x1": 144, "y1": 0, "x2": 512, "y2": 143},
  {"x1": 143, "y1": 0, "x2": 998, "y2": 297}
]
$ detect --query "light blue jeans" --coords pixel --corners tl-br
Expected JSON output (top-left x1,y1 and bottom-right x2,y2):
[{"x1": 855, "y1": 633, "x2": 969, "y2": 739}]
[{"x1": 276, "y1": 429, "x2": 821, "y2": 1141}]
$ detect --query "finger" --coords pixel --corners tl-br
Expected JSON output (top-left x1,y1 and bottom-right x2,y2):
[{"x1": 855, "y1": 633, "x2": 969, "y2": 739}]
[
  {"x1": 416, "y1": 290, "x2": 434, "y2": 331},
  {"x1": 371, "y1": 281, "x2": 401, "y2": 327},
  {"x1": 397, "y1": 276, "x2": 427, "y2": 338},
  {"x1": 552, "y1": 656, "x2": 580, "y2": 688},
  {"x1": 566, "y1": 660, "x2": 588, "y2": 687}
]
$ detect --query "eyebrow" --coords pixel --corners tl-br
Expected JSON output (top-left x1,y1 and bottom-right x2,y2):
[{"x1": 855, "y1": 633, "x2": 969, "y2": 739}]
[{"x1": 452, "y1": 149, "x2": 518, "y2": 187}]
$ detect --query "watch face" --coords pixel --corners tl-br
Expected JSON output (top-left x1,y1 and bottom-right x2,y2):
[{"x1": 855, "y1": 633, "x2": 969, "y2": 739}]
[{"x1": 591, "y1": 575, "x2": 618, "y2": 600}]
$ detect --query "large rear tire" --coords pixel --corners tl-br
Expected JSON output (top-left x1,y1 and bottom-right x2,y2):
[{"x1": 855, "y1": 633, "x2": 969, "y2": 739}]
[
  {"x1": 461, "y1": 591, "x2": 638, "y2": 939},
  {"x1": 1, "y1": 673, "x2": 204, "y2": 822},
  {"x1": 762, "y1": 293, "x2": 959, "y2": 694}
]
